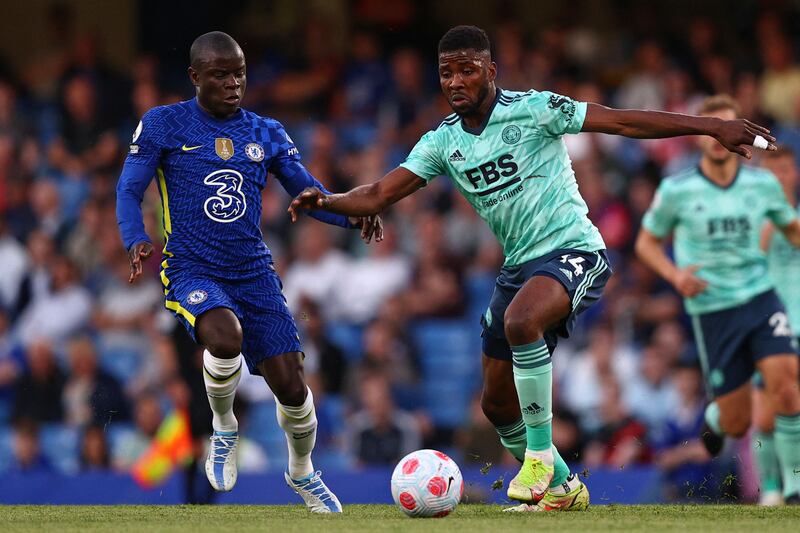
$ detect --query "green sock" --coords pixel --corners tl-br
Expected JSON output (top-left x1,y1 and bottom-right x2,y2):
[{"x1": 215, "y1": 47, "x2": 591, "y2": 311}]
[
  {"x1": 753, "y1": 431, "x2": 782, "y2": 493},
  {"x1": 495, "y1": 419, "x2": 526, "y2": 462},
  {"x1": 551, "y1": 445, "x2": 570, "y2": 487},
  {"x1": 511, "y1": 340, "x2": 553, "y2": 454},
  {"x1": 496, "y1": 418, "x2": 569, "y2": 487},
  {"x1": 775, "y1": 413, "x2": 800, "y2": 498},
  {"x1": 704, "y1": 401, "x2": 722, "y2": 435}
]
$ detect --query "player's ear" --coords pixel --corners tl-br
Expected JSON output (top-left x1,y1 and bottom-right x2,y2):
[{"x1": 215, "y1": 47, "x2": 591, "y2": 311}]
[
  {"x1": 188, "y1": 67, "x2": 199, "y2": 87},
  {"x1": 487, "y1": 61, "x2": 497, "y2": 82}
]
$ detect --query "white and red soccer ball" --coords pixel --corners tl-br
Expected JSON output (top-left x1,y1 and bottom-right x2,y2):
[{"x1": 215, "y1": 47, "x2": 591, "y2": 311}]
[{"x1": 390, "y1": 449, "x2": 464, "y2": 518}]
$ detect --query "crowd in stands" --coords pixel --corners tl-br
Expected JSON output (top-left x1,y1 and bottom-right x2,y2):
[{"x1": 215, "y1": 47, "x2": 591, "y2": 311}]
[{"x1": 1, "y1": 1, "x2": 799, "y2": 503}]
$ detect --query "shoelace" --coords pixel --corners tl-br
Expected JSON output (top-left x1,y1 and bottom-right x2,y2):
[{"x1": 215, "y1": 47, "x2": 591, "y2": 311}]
[
  {"x1": 297, "y1": 471, "x2": 333, "y2": 503},
  {"x1": 209, "y1": 435, "x2": 237, "y2": 465},
  {"x1": 518, "y1": 457, "x2": 550, "y2": 485}
]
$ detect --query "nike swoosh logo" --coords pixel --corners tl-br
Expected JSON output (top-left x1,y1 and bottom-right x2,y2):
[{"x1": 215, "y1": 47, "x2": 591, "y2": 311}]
[{"x1": 181, "y1": 144, "x2": 202, "y2": 151}]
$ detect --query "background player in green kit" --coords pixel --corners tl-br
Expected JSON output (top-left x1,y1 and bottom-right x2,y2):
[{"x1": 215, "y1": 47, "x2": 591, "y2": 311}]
[
  {"x1": 288, "y1": 27, "x2": 779, "y2": 512},
  {"x1": 636, "y1": 95, "x2": 800, "y2": 504},
  {"x1": 752, "y1": 146, "x2": 800, "y2": 505}
]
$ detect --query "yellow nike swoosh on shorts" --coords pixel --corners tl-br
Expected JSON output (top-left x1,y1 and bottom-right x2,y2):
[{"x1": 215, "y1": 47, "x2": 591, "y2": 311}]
[{"x1": 181, "y1": 144, "x2": 203, "y2": 151}]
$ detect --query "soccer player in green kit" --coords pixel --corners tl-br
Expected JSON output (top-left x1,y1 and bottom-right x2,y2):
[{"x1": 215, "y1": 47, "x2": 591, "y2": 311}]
[
  {"x1": 753, "y1": 146, "x2": 800, "y2": 505},
  {"x1": 636, "y1": 95, "x2": 800, "y2": 504},
  {"x1": 289, "y1": 27, "x2": 778, "y2": 511}
]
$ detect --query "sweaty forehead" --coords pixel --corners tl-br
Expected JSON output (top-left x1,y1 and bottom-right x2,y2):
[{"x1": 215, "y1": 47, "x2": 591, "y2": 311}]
[{"x1": 438, "y1": 49, "x2": 490, "y2": 67}]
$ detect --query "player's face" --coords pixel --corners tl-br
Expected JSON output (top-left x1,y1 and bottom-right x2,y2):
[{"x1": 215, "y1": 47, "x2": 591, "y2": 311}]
[
  {"x1": 438, "y1": 50, "x2": 496, "y2": 117},
  {"x1": 190, "y1": 52, "x2": 246, "y2": 119},
  {"x1": 698, "y1": 108, "x2": 736, "y2": 164}
]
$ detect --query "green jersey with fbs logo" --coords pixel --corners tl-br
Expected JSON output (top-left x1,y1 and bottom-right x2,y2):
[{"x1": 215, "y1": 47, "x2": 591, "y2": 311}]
[
  {"x1": 642, "y1": 165, "x2": 797, "y2": 315},
  {"x1": 400, "y1": 88, "x2": 605, "y2": 267},
  {"x1": 768, "y1": 203, "x2": 800, "y2": 332}
]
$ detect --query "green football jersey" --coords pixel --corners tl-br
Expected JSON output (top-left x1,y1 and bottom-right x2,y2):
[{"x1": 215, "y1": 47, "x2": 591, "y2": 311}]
[
  {"x1": 400, "y1": 88, "x2": 605, "y2": 266},
  {"x1": 642, "y1": 165, "x2": 797, "y2": 315},
  {"x1": 767, "y1": 203, "x2": 800, "y2": 332}
]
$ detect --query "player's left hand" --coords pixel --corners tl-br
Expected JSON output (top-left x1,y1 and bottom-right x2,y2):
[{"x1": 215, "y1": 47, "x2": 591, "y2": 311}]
[
  {"x1": 715, "y1": 119, "x2": 776, "y2": 159},
  {"x1": 350, "y1": 215, "x2": 384, "y2": 244}
]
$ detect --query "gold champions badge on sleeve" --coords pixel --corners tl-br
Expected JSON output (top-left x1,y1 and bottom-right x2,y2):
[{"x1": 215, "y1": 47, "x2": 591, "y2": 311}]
[{"x1": 215, "y1": 138, "x2": 234, "y2": 160}]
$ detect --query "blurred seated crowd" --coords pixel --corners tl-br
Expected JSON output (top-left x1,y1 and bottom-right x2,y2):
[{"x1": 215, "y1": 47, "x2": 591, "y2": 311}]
[{"x1": 1, "y1": 1, "x2": 799, "y2": 503}]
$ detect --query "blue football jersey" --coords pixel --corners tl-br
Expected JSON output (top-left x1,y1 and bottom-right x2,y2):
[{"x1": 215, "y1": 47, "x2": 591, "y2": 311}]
[{"x1": 117, "y1": 98, "x2": 349, "y2": 277}]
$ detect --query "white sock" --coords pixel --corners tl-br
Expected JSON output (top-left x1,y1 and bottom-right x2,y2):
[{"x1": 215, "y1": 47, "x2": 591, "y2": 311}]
[
  {"x1": 524, "y1": 447, "x2": 554, "y2": 465},
  {"x1": 203, "y1": 350, "x2": 242, "y2": 432},
  {"x1": 548, "y1": 473, "x2": 581, "y2": 496},
  {"x1": 276, "y1": 386, "x2": 317, "y2": 479}
]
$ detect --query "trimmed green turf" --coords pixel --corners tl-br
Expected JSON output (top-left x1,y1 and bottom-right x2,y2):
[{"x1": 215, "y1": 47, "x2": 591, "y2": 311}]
[{"x1": 1, "y1": 504, "x2": 799, "y2": 532}]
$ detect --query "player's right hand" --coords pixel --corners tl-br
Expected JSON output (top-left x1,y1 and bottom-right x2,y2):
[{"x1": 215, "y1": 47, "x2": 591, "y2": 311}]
[
  {"x1": 288, "y1": 187, "x2": 328, "y2": 222},
  {"x1": 671, "y1": 264, "x2": 708, "y2": 298},
  {"x1": 128, "y1": 241, "x2": 154, "y2": 284}
]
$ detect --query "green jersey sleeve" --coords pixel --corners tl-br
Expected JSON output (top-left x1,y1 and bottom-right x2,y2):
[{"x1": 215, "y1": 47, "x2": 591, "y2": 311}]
[
  {"x1": 763, "y1": 173, "x2": 797, "y2": 228},
  {"x1": 642, "y1": 181, "x2": 679, "y2": 238},
  {"x1": 399, "y1": 130, "x2": 444, "y2": 183},
  {"x1": 525, "y1": 91, "x2": 587, "y2": 137}
]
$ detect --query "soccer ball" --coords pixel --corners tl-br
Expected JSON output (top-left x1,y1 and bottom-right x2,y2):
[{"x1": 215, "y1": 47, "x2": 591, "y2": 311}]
[{"x1": 390, "y1": 449, "x2": 464, "y2": 518}]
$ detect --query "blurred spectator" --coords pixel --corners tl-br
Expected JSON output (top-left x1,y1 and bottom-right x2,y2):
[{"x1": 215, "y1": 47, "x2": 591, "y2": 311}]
[
  {"x1": 296, "y1": 297, "x2": 348, "y2": 396},
  {"x1": 14, "y1": 255, "x2": 91, "y2": 347},
  {"x1": 9, "y1": 421, "x2": 52, "y2": 474},
  {"x1": 583, "y1": 377, "x2": 652, "y2": 469},
  {"x1": 0, "y1": 218, "x2": 27, "y2": 311},
  {"x1": 62, "y1": 336, "x2": 128, "y2": 427},
  {"x1": 403, "y1": 212, "x2": 465, "y2": 318},
  {"x1": 454, "y1": 394, "x2": 508, "y2": 467},
  {"x1": 333, "y1": 231, "x2": 411, "y2": 323},
  {"x1": 557, "y1": 323, "x2": 638, "y2": 433},
  {"x1": 112, "y1": 393, "x2": 162, "y2": 471},
  {"x1": 653, "y1": 359, "x2": 712, "y2": 502},
  {"x1": 11, "y1": 339, "x2": 64, "y2": 424},
  {"x1": 47, "y1": 74, "x2": 120, "y2": 178},
  {"x1": 759, "y1": 33, "x2": 800, "y2": 124},
  {"x1": 11, "y1": 230, "x2": 55, "y2": 320},
  {"x1": 624, "y1": 345, "x2": 679, "y2": 431},
  {"x1": 349, "y1": 321, "x2": 418, "y2": 404},
  {"x1": 79, "y1": 425, "x2": 110, "y2": 472},
  {"x1": 346, "y1": 372, "x2": 420, "y2": 466},
  {"x1": 282, "y1": 220, "x2": 349, "y2": 320}
]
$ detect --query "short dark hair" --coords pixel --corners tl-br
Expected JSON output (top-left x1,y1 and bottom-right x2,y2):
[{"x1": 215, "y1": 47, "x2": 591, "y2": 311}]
[
  {"x1": 189, "y1": 31, "x2": 242, "y2": 68},
  {"x1": 438, "y1": 25, "x2": 491, "y2": 56}
]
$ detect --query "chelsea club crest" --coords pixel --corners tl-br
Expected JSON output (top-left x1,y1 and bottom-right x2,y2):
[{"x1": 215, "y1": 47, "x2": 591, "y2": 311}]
[
  {"x1": 245, "y1": 143, "x2": 265, "y2": 162},
  {"x1": 187, "y1": 290, "x2": 208, "y2": 305}
]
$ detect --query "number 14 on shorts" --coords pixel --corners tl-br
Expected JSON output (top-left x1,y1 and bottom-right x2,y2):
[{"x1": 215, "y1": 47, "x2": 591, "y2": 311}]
[{"x1": 559, "y1": 255, "x2": 585, "y2": 281}]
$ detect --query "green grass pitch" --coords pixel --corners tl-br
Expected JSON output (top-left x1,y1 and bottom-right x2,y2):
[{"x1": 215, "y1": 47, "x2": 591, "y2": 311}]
[{"x1": 2, "y1": 504, "x2": 799, "y2": 532}]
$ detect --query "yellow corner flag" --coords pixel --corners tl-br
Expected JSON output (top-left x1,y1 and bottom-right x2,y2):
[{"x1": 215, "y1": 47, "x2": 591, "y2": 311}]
[{"x1": 132, "y1": 409, "x2": 193, "y2": 488}]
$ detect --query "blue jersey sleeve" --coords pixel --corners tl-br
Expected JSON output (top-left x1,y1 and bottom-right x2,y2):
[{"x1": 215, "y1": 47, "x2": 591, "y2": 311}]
[
  {"x1": 116, "y1": 109, "x2": 163, "y2": 250},
  {"x1": 268, "y1": 122, "x2": 354, "y2": 228}
]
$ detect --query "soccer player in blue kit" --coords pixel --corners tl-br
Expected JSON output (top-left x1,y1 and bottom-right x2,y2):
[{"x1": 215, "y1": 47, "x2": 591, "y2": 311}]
[{"x1": 116, "y1": 32, "x2": 381, "y2": 513}]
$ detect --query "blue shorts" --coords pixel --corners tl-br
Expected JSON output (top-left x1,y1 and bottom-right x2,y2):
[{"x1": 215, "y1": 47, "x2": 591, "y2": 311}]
[
  {"x1": 480, "y1": 248, "x2": 612, "y2": 360},
  {"x1": 162, "y1": 264, "x2": 301, "y2": 375},
  {"x1": 691, "y1": 290, "x2": 799, "y2": 398}
]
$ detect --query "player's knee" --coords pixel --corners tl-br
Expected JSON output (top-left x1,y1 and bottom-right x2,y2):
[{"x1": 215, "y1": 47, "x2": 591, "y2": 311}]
[
  {"x1": 199, "y1": 313, "x2": 243, "y2": 359},
  {"x1": 503, "y1": 311, "x2": 544, "y2": 345},
  {"x1": 766, "y1": 377, "x2": 800, "y2": 414},
  {"x1": 273, "y1": 380, "x2": 307, "y2": 407},
  {"x1": 480, "y1": 391, "x2": 516, "y2": 426}
]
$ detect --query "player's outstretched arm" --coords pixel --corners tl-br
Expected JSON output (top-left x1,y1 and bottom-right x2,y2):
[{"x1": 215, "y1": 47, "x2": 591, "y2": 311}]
[
  {"x1": 582, "y1": 103, "x2": 776, "y2": 159},
  {"x1": 778, "y1": 219, "x2": 800, "y2": 248},
  {"x1": 635, "y1": 228, "x2": 708, "y2": 298},
  {"x1": 288, "y1": 166, "x2": 425, "y2": 220},
  {"x1": 116, "y1": 161, "x2": 156, "y2": 283}
]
